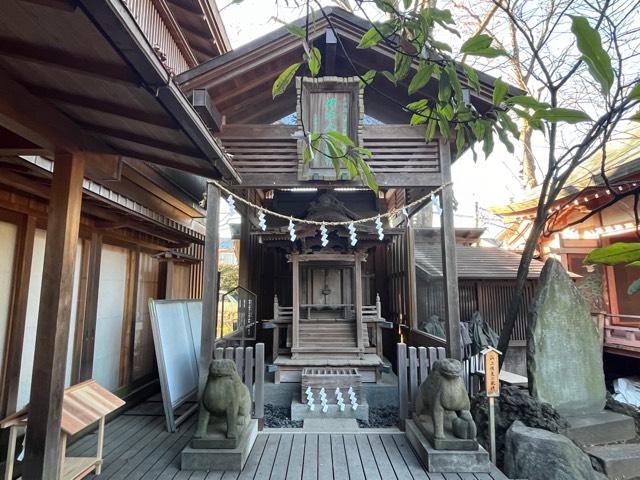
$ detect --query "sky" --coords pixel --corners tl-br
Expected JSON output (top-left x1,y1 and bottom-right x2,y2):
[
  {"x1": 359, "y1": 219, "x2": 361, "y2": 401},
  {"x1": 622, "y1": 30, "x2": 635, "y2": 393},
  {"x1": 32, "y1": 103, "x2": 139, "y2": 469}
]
[{"x1": 214, "y1": 1, "x2": 541, "y2": 236}]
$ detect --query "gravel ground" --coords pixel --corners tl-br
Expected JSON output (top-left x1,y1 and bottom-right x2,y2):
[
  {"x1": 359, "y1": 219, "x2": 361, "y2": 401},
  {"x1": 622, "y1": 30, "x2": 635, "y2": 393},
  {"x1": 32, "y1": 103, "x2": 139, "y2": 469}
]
[
  {"x1": 264, "y1": 404, "x2": 399, "y2": 428},
  {"x1": 264, "y1": 404, "x2": 303, "y2": 428},
  {"x1": 357, "y1": 406, "x2": 399, "y2": 428}
]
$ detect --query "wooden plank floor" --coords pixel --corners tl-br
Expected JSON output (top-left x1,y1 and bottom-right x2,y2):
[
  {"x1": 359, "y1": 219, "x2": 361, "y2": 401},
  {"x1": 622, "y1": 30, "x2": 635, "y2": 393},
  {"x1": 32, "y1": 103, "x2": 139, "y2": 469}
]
[{"x1": 67, "y1": 400, "x2": 508, "y2": 480}]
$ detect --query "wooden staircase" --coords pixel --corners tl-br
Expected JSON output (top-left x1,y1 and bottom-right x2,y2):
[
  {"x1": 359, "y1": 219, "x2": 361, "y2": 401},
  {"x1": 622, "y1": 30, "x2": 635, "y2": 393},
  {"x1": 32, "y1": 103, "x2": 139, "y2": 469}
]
[{"x1": 299, "y1": 320, "x2": 358, "y2": 350}]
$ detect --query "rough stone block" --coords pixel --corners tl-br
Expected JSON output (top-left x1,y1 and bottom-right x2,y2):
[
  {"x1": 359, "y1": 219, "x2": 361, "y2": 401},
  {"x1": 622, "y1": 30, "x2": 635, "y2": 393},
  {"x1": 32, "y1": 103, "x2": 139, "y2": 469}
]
[
  {"x1": 585, "y1": 443, "x2": 640, "y2": 479},
  {"x1": 191, "y1": 416, "x2": 249, "y2": 449},
  {"x1": 405, "y1": 419, "x2": 491, "y2": 473},
  {"x1": 413, "y1": 414, "x2": 478, "y2": 451},
  {"x1": 181, "y1": 419, "x2": 258, "y2": 471},
  {"x1": 504, "y1": 420, "x2": 601, "y2": 480},
  {"x1": 302, "y1": 418, "x2": 360, "y2": 432},
  {"x1": 564, "y1": 411, "x2": 636, "y2": 446},
  {"x1": 528, "y1": 259, "x2": 606, "y2": 415}
]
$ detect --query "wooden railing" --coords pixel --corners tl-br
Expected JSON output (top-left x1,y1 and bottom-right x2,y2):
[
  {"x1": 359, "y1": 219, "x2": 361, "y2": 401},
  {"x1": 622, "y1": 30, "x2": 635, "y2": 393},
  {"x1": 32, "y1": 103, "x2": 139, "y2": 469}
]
[
  {"x1": 217, "y1": 124, "x2": 442, "y2": 188},
  {"x1": 594, "y1": 312, "x2": 640, "y2": 353},
  {"x1": 267, "y1": 294, "x2": 389, "y2": 359}
]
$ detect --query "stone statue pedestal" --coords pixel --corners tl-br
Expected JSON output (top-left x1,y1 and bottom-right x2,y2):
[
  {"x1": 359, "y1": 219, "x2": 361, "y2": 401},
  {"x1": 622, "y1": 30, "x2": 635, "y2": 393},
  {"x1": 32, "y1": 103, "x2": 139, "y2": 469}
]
[
  {"x1": 406, "y1": 419, "x2": 490, "y2": 473},
  {"x1": 181, "y1": 419, "x2": 258, "y2": 471},
  {"x1": 412, "y1": 414, "x2": 478, "y2": 451}
]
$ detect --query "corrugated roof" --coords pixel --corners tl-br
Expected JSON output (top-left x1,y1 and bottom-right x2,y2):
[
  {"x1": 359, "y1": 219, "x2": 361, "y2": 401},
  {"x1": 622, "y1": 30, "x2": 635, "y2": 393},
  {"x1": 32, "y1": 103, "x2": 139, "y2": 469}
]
[
  {"x1": 492, "y1": 127, "x2": 640, "y2": 215},
  {"x1": 415, "y1": 242, "x2": 545, "y2": 279}
]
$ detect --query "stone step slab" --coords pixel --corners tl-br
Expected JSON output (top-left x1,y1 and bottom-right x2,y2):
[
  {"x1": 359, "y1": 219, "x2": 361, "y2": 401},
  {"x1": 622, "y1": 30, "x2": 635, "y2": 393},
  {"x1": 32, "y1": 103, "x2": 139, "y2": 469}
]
[
  {"x1": 564, "y1": 411, "x2": 636, "y2": 446},
  {"x1": 585, "y1": 443, "x2": 640, "y2": 479}
]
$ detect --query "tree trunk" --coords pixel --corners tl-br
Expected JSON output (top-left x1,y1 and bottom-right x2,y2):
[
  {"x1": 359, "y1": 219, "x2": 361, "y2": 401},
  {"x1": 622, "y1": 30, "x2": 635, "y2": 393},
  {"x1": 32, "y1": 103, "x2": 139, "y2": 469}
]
[
  {"x1": 519, "y1": 120, "x2": 537, "y2": 189},
  {"x1": 496, "y1": 214, "x2": 545, "y2": 366}
]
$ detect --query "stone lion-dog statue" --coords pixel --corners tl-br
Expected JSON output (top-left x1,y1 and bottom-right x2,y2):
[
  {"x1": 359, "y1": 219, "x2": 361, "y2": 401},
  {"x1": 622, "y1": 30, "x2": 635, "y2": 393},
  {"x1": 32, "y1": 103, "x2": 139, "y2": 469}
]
[
  {"x1": 415, "y1": 358, "x2": 476, "y2": 440},
  {"x1": 194, "y1": 358, "x2": 251, "y2": 439}
]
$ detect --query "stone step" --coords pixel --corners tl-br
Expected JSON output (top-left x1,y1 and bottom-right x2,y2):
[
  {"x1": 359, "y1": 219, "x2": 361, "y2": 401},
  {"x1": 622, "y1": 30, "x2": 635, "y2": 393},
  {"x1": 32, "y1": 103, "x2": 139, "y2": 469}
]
[
  {"x1": 585, "y1": 443, "x2": 640, "y2": 479},
  {"x1": 564, "y1": 411, "x2": 636, "y2": 446}
]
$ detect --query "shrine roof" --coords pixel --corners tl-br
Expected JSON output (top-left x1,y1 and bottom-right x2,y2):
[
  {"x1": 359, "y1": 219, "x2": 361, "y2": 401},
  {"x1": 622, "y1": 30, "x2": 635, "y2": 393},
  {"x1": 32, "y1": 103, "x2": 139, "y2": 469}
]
[
  {"x1": 415, "y1": 242, "x2": 545, "y2": 279},
  {"x1": 176, "y1": 7, "x2": 523, "y2": 124}
]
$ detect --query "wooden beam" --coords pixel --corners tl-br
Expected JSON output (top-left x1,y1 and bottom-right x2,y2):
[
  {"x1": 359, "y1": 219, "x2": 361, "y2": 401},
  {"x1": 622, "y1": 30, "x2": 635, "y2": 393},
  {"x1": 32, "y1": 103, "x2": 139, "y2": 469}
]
[
  {"x1": 439, "y1": 138, "x2": 461, "y2": 360},
  {"x1": 1, "y1": 215, "x2": 36, "y2": 416},
  {"x1": 24, "y1": 153, "x2": 85, "y2": 479},
  {"x1": 25, "y1": 85, "x2": 177, "y2": 129},
  {"x1": 78, "y1": 232, "x2": 102, "y2": 381},
  {"x1": 324, "y1": 29, "x2": 337, "y2": 76},
  {"x1": 354, "y1": 255, "x2": 363, "y2": 355},
  {"x1": 406, "y1": 225, "x2": 418, "y2": 331},
  {"x1": 0, "y1": 65, "x2": 116, "y2": 155},
  {"x1": 19, "y1": 0, "x2": 76, "y2": 11},
  {"x1": 291, "y1": 255, "x2": 300, "y2": 356},
  {"x1": 78, "y1": 122, "x2": 201, "y2": 158},
  {"x1": 191, "y1": 89, "x2": 222, "y2": 132},
  {"x1": 0, "y1": 37, "x2": 138, "y2": 84},
  {"x1": 199, "y1": 182, "x2": 219, "y2": 394}
]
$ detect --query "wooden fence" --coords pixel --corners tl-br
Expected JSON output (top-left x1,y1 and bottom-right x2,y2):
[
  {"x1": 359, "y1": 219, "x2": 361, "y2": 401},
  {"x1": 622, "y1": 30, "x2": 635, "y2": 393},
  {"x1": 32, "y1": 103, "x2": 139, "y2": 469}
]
[
  {"x1": 397, "y1": 343, "x2": 484, "y2": 424},
  {"x1": 214, "y1": 343, "x2": 265, "y2": 426}
]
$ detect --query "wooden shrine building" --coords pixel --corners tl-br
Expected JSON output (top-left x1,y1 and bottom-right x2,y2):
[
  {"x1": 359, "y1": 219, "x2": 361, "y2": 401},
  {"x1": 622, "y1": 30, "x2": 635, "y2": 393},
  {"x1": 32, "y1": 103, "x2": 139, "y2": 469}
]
[
  {"x1": 177, "y1": 8, "x2": 510, "y2": 381},
  {"x1": 0, "y1": 2, "x2": 517, "y2": 478}
]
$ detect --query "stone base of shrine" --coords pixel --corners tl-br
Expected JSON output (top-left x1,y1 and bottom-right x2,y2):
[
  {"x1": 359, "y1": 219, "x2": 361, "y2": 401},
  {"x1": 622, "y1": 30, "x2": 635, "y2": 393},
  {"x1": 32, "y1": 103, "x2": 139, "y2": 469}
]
[
  {"x1": 405, "y1": 419, "x2": 491, "y2": 473},
  {"x1": 291, "y1": 399, "x2": 369, "y2": 422},
  {"x1": 181, "y1": 419, "x2": 258, "y2": 471}
]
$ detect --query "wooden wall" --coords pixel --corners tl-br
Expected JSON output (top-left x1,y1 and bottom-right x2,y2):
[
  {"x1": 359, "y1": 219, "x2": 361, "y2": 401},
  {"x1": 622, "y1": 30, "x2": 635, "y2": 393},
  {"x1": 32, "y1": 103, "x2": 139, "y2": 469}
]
[{"x1": 0, "y1": 188, "x2": 205, "y2": 418}]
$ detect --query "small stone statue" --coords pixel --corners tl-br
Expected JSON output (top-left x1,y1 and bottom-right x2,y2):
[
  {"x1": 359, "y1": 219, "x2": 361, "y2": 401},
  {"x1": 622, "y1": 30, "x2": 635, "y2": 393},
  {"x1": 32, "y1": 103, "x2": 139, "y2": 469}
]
[
  {"x1": 415, "y1": 358, "x2": 477, "y2": 446},
  {"x1": 194, "y1": 359, "x2": 251, "y2": 440}
]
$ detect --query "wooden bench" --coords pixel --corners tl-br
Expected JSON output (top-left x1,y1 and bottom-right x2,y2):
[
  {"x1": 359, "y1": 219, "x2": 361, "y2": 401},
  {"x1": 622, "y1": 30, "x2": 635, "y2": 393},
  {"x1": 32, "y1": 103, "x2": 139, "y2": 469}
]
[{"x1": 0, "y1": 380, "x2": 124, "y2": 480}]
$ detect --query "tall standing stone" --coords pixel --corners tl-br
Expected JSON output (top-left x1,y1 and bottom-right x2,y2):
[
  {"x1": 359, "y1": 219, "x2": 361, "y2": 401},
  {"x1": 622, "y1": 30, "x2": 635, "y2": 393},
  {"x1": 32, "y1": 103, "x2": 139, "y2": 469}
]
[{"x1": 527, "y1": 258, "x2": 606, "y2": 415}]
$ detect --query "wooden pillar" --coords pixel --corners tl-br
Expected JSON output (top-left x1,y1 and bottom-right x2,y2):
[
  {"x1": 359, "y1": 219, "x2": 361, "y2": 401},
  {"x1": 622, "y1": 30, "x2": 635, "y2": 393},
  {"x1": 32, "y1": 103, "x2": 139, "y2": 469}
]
[
  {"x1": 78, "y1": 231, "x2": 102, "y2": 381},
  {"x1": 291, "y1": 254, "x2": 300, "y2": 355},
  {"x1": 354, "y1": 254, "x2": 363, "y2": 355},
  {"x1": 199, "y1": 182, "x2": 220, "y2": 393},
  {"x1": 2, "y1": 215, "x2": 36, "y2": 415},
  {"x1": 406, "y1": 225, "x2": 418, "y2": 330},
  {"x1": 439, "y1": 139, "x2": 461, "y2": 360},
  {"x1": 238, "y1": 215, "x2": 250, "y2": 290},
  {"x1": 24, "y1": 153, "x2": 85, "y2": 479}
]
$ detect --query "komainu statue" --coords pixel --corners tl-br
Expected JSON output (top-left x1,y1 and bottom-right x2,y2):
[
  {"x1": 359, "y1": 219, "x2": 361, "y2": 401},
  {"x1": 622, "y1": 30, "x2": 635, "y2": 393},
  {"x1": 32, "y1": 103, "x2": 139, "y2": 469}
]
[
  {"x1": 415, "y1": 358, "x2": 477, "y2": 449},
  {"x1": 194, "y1": 359, "x2": 251, "y2": 439}
]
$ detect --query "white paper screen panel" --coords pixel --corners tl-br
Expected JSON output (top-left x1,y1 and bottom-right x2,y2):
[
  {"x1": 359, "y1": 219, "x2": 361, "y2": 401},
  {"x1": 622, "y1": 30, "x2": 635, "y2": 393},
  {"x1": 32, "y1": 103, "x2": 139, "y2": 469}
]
[
  {"x1": 150, "y1": 301, "x2": 199, "y2": 407},
  {"x1": 0, "y1": 221, "x2": 18, "y2": 379}
]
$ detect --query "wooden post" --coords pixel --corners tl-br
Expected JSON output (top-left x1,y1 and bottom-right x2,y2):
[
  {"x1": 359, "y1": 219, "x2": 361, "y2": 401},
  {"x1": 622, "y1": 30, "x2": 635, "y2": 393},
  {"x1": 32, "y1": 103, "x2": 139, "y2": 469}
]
[
  {"x1": 406, "y1": 225, "x2": 418, "y2": 330},
  {"x1": 199, "y1": 182, "x2": 220, "y2": 394},
  {"x1": 79, "y1": 231, "x2": 102, "y2": 381},
  {"x1": 238, "y1": 215, "x2": 250, "y2": 290},
  {"x1": 397, "y1": 343, "x2": 408, "y2": 426},
  {"x1": 354, "y1": 254, "x2": 363, "y2": 355},
  {"x1": 254, "y1": 343, "x2": 265, "y2": 429},
  {"x1": 439, "y1": 139, "x2": 461, "y2": 360},
  {"x1": 24, "y1": 153, "x2": 85, "y2": 479},
  {"x1": 291, "y1": 254, "x2": 300, "y2": 355},
  {"x1": 2, "y1": 215, "x2": 36, "y2": 415}
]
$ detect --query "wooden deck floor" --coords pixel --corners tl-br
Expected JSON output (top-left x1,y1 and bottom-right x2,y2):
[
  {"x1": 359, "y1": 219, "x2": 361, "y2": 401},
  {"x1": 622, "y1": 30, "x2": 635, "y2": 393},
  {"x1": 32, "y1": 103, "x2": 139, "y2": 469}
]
[{"x1": 67, "y1": 400, "x2": 507, "y2": 480}]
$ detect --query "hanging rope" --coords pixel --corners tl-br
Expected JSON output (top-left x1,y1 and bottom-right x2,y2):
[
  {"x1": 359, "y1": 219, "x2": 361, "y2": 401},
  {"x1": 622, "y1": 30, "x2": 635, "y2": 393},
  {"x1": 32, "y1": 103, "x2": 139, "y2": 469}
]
[{"x1": 208, "y1": 179, "x2": 453, "y2": 227}]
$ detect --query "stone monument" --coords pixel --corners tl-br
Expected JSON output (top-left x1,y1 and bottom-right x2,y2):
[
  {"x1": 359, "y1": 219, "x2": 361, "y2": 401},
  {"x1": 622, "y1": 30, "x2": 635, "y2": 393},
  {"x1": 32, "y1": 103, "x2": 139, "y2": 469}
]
[
  {"x1": 181, "y1": 359, "x2": 258, "y2": 471},
  {"x1": 528, "y1": 258, "x2": 606, "y2": 415},
  {"x1": 406, "y1": 358, "x2": 491, "y2": 473},
  {"x1": 528, "y1": 258, "x2": 635, "y2": 447}
]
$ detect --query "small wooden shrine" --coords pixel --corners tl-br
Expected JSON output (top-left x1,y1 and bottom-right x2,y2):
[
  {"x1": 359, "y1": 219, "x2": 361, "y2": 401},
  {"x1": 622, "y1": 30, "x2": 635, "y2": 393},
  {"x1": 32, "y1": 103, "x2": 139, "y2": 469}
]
[{"x1": 177, "y1": 8, "x2": 504, "y2": 383}]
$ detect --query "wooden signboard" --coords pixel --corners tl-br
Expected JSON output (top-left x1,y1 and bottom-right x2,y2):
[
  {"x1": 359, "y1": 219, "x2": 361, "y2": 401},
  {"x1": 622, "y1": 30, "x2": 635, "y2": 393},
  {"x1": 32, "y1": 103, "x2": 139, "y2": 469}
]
[{"x1": 484, "y1": 349, "x2": 500, "y2": 398}]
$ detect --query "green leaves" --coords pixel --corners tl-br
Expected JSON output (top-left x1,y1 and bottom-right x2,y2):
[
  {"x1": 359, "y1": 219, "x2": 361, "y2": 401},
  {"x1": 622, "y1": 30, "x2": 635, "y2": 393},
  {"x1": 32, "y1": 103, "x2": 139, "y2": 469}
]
[
  {"x1": 359, "y1": 69, "x2": 377, "y2": 88},
  {"x1": 460, "y1": 34, "x2": 507, "y2": 58},
  {"x1": 584, "y1": 242, "x2": 640, "y2": 266},
  {"x1": 628, "y1": 278, "x2": 640, "y2": 295},
  {"x1": 570, "y1": 16, "x2": 614, "y2": 94},
  {"x1": 532, "y1": 107, "x2": 592, "y2": 124},
  {"x1": 492, "y1": 77, "x2": 509, "y2": 106},
  {"x1": 505, "y1": 96, "x2": 551, "y2": 110},
  {"x1": 308, "y1": 47, "x2": 321, "y2": 77},
  {"x1": 394, "y1": 51, "x2": 412, "y2": 82},
  {"x1": 272, "y1": 63, "x2": 301, "y2": 98},
  {"x1": 286, "y1": 24, "x2": 306, "y2": 38},
  {"x1": 462, "y1": 64, "x2": 480, "y2": 94},
  {"x1": 358, "y1": 27, "x2": 382, "y2": 49},
  {"x1": 629, "y1": 82, "x2": 640, "y2": 102},
  {"x1": 408, "y1": 64, "x2": 435, "y2": 95}
]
